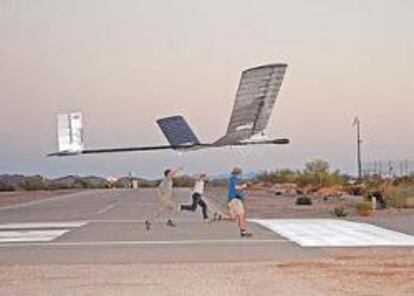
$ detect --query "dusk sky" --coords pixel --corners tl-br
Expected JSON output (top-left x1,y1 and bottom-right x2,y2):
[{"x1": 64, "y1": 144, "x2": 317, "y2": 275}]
[{"x1": 0, "y1": 0, "x2": 413, "y2": 178}]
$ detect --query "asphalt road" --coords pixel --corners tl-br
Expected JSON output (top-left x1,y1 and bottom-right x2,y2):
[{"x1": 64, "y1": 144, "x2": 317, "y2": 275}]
[{"x1": 0, "y1": 189, "x2": 321, "y2": 264}]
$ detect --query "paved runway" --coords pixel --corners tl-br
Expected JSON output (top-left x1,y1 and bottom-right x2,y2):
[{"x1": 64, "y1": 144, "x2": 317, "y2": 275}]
[{"x1": 0, "y1": 189, "x2": 322, "y2": 264}]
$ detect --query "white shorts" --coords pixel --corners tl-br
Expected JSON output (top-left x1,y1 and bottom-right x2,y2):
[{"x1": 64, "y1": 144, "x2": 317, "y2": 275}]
[
  {"x1": 159, "y1": 198, "x2": 177, "y2": 212},
  {"x1": 228, "y1": 198, "x2": 245, "y2": 217}
]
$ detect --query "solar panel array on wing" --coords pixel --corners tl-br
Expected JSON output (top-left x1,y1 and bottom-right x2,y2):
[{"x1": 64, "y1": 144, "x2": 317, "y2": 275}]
[
  {"x1": 156, "y1": 115, "x2": 200, "y2": 147},
  {"x1": 216, "y1": 64, "x2": 287, "y2": 145}
]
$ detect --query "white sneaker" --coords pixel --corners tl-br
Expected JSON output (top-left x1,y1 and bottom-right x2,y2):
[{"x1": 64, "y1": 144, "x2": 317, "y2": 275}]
[{"x1": 212, "y1": 212, "x2": 222, "y2": 222}]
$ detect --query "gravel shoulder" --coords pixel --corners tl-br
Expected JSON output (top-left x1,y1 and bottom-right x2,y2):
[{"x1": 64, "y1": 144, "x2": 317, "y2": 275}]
[{"x1": 1, "y1": 250, "x2": 413, "y2": 296}]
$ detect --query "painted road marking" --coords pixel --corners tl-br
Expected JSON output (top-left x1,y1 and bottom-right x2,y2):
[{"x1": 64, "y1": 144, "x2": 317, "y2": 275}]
[
  {"x1": 97, "y1": 203, "x2": 116, "y2": 215},
  {"x1": 0, "y1": 239, "x2": 289, "y2": 248},
  {"x1": 0, "y1": 221, "x2": 88, "y2": 230},
  {"x1": 0, "y1": 230, "x2": 69, "y2": 243},
  {"x1": 0, "y1": 222, "x2": 88, "y2": 243},
  {"x1": 251, "y1": 219, "x2": 414, "y2": 247},
  {"x1": 90, "y1": 218, "x2": 206, "y2": 223}
]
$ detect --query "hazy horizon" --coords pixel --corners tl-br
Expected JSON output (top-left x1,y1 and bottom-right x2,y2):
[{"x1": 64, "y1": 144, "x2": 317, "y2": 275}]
[{"x1": 1, "y1": 0, "x2": 413, "y2": 179}]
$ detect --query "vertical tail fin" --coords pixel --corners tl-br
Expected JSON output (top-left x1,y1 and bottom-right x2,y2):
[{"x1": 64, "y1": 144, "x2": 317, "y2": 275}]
[{"x1": 57, "y1": 112, "x2": 84, "y2": 154}]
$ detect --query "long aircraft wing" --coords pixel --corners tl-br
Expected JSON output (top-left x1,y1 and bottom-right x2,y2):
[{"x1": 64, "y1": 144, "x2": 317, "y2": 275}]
[
  {"x1": 47, "y1": 138, "x2": 289, "y2": 156},
  {"x1": 48, "y1": 63, "x2": 289, "y2": 156},
  {"x1": 46, "y1": 144, "x2": 196, "y2": 156}
]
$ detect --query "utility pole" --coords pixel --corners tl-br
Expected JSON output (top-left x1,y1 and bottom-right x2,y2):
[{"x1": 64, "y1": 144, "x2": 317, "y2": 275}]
[
  {"x1": 353, "y1": 117, "x2": 362, "y2": 180},
  {"x1": 405, "y1": 159, "x2": 409, "y2": 176},
  {"x1": 379, "y1": 161, "x2": 382, "y2": 178}
]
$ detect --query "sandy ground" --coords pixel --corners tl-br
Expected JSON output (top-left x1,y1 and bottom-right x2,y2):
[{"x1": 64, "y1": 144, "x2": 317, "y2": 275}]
[
  {"x1": 210, "y1": 187, "x2": 414, "y2": 221},
  {"x1": 1, "y1": 249, "x2": 413, "y2": 296},
  {"x1": 277, "y1": 248, "x2": 414, "y2": 296}
]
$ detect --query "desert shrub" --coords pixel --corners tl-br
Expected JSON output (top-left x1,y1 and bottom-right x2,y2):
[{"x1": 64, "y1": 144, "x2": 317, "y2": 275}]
[
  {"x1": 298, "y1": 160, "x2": 345, "y2": 188},
  {"x1": 296, "y1": 160, "x2": 328, "y2": 187},
  {"x1": 0, "y1": 180, "x2": 15, "y2": 191},
  {"x1": 137, "y1": 179, "x2": 158, "y2": 188},
  {"x1": 209, "y1": 178, "x2": 227, "y2": 187},
  {"x1": 173, "y1": 175, "x2": 195, "y2": 187},
  {"x1": 343, "y1": 184, "x2": 366, "y2": 196},
  {"x1": 295, "y1": 196, "x2": 312, "y2": 206},
  {"x1": 256, "y1": 169, "x2": 297, "y2": 184},
  {"x1": 356, "y1": 201, "x2": 372, "y2": 212},
  {"x1": 75, "y1": 179, "x2": 90, "y2": 189},
  {"x1": 333, "y1": 206, "x2": 348, "y2": 217},
  {"x1": 392, "y1": 176, "x2": 414, "y2": 186},
  {"x1": 256, "y1": 160, "x2": 346, "y2": 189},
  {"x1": 385, "y1": 185, "x2": 414, "y2": 209},
  {"x1": 22, "y1": 176, "x2": 47, "y2": 190}
]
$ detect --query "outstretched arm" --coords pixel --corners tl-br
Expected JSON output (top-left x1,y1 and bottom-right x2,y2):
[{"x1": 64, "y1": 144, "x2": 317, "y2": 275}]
[
  {"x1": 235, "y1": 183, "x2": 247, "y2": 191},
  {"x1": 169, "y1": 166, "x2": 183, "y2": 178},
  {"x1": 235, "y1": 177, "x2": 251, "y2": 190}
]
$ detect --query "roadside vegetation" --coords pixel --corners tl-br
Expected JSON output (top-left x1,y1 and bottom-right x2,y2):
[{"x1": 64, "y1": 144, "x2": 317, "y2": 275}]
[
  {"x1": 0, "y1": 174, "x2": 198, "y2": 191},
  {"x1": 383, "y1": 184, "x2": 414, "y2": 209},
  {"x1": 1, "y1": 159, "x2": 413, "y2": 212},
  {"x1": 0, "y1": 175, "x2": 155, "y2": 191},
  {"x1": 255, "y1": 159, "x2": 346, "y2": 188},
  {"x1": 254, "y1": 159, "x2": 414, "y2": 211}
]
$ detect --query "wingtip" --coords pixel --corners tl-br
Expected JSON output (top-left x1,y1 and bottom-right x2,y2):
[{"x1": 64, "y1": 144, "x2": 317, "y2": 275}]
[
  {"x1": 46, "y1": 151, "x2": 83, "y2": 157},
  {"x1": 272, "y1": 138, "x2": 290, "y2": 144}
]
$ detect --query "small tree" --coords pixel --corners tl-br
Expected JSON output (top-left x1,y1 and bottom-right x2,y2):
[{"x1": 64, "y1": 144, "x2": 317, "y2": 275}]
[
  {"x1": 23, "y1": 176, "x2": 47, "y2": 190},
  {"x1": 256, "y1": 169, "x2": 297, "y2": 184},
  {"x1": 0, "y1": 179, "x2": 15, "y2": 191},
  {"x1": 173, "y1": 175, "x2": 195, "y2": 187},
  {"x1": 298, "y1": 159, "x2": 344, "y2": 188}
]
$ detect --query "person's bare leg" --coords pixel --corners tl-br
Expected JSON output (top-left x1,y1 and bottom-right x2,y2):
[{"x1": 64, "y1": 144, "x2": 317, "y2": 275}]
[
  {"x1": 145, "y1": 207, "x2": 166, "y2": 231},
  {"x1": 238, "y1": 214, "x2": 252, "y2": 237},
  {"x1": 237, "y1": 214, "x2": 246, "y2": 230},
  {"x1": 165, "y1": 203, "x2": 177, "y2": 227},
  {"x1": 218, "y1": 213, "x2": 235, "y2": 221}
]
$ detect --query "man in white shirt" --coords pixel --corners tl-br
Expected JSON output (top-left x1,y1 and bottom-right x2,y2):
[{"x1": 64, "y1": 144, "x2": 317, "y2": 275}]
[{"x1": 180, "y1": 173, "x2": 209, "y2": 221}]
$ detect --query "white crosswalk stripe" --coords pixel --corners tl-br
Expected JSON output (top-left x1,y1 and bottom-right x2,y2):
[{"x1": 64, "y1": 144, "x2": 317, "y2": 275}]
[
  {"x1": 250, "y1": 219, "x2": 414, "y2": 247},
  {"x1": 0, "y1": 221, "x2": 88, "y2": 243}
]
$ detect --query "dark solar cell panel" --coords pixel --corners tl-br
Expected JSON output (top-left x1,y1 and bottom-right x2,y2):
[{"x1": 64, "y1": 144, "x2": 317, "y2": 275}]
[{"x1": 156, "y1": 116, "x2": 200, "y2": 147}]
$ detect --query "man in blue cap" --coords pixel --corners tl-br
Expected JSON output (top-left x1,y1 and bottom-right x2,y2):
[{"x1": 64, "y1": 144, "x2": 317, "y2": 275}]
[{"x1": 217, "y1": 167, "x2": 252, "y2": 237}]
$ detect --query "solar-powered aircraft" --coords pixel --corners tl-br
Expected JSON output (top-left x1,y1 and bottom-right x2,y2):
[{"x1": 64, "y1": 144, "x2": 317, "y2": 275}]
[{"x1": 48, "y1": 63, "x2": 289, "y2": 157}]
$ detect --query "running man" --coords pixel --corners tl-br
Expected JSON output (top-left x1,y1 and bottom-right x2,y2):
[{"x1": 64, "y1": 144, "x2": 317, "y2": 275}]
[
  {"x1": 180, "y1": 173, "x2": 210, "y2": 222},
  {"x1": 218, "y1": 167, "x2": 252, "y2": 237},
  {"x1": 145, "y1": 167, "x2": 182, "y2": 231}
]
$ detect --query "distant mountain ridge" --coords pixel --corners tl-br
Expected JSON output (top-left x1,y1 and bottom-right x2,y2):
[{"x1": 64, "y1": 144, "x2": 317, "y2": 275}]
[{"x1": 0, "y1": 171, "x2": 259, "y2": 192}]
